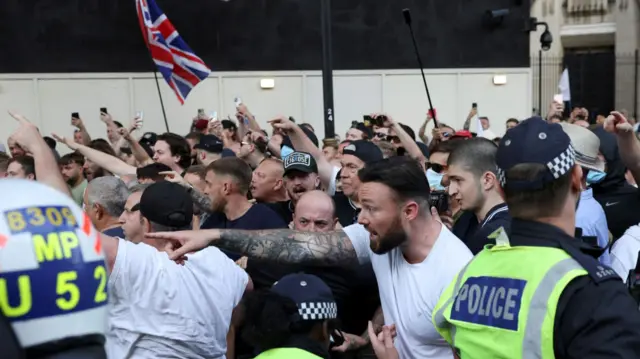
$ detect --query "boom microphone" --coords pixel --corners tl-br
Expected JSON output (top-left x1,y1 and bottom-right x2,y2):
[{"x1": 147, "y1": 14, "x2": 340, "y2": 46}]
[{"x1": 402, "y1": 8, "x2": 439, "y2": 128}]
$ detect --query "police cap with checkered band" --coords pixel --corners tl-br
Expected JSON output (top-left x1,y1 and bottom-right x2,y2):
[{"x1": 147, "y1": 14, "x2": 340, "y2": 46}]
[
  {"x1": 496, "y1": 116, "x2": 576, "y2": 190},
  {"x1": 271, "y1": 273, "x2": 337, "y2": 321}
]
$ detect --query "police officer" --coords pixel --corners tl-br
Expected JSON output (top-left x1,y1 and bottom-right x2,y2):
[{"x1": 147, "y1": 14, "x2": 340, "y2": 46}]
[
  {"x1": 241, "y1": 273, "x2": 341, "y2": 359},
  {"x1": 431, "y1": 117, "x2": 640, "y2": 358},
  {"x1": 0, "y1": 179, "x2": 108, "y2": 359}
]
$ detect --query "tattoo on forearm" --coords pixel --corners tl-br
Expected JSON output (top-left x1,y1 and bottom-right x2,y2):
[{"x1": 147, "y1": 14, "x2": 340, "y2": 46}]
[
  {"x1": 191, "y1": 189, "x2": 212, "y2": 212},
  {"x1": 216, "y1": 229, "x2": 358, "y2": 266},
  {"x1": 463, "y1": 118, "x2": 471, "y2": 131}
]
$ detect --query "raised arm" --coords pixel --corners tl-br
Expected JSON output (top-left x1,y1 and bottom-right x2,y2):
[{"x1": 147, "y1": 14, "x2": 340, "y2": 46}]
[
  {"x1": 147, "y1": 228, "x2": 361, "y2": 267},
  {"x1": 9, "y1": 112, "x2": 71, "y2": 197},
  {"x1": 271, "y1": 117, "x2": 336, "y2": 190},
  {"x1": 52, "y1": 133, "x2": 137, "y2": 176},
  {"x1": 605, "y1": 111, "x2": 640, "y2": 186}
]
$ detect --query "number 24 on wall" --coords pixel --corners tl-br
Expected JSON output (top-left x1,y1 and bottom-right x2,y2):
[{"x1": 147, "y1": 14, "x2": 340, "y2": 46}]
[{"x1": 56, "y1": 266, "x2": 108, "y2": 310}]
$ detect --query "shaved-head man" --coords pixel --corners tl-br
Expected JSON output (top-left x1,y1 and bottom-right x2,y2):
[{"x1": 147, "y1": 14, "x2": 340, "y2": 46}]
[
  {"x1": 293, "y1": 190, "x2": 338, "y2": 232},
  {"x1": 250, "y1": 158, "x2": 288, "y2": 203}
]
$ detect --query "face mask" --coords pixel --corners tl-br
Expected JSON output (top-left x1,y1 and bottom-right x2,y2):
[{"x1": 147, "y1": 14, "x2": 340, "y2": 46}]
[
  {"x1": 426, "y1": 168, "x2": 446, "y2": 191},
  {"x1": 586, "y1": 171, "x2": 606, "y2": 185},
  {"x1": 280, "y1": 146, "x2": 294, "y2": 159}
]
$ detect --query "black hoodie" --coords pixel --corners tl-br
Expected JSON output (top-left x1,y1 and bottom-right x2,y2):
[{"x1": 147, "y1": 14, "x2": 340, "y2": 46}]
[{"x1": 591, "y1": 126, "x2": 640, "y2": 240}]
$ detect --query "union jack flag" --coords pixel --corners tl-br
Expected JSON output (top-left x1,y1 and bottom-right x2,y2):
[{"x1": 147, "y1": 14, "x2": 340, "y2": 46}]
[{"x1": 136, "y1": 0, "x2": 211, "y2": 104}]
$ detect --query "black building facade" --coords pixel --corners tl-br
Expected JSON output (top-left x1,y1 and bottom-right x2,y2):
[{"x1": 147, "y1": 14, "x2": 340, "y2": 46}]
[{"x1": 1, "y1": 0, "x2": 531, "y2": 73}]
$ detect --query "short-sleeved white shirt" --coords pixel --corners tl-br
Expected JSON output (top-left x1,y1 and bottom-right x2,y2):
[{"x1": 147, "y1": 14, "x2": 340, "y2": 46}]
[
  {"x1": 343, "y1": 224, "x2": 473, "y2": 359},
  {"x1": 106, "y1": 238, "x2": 248, "y2": 359}
]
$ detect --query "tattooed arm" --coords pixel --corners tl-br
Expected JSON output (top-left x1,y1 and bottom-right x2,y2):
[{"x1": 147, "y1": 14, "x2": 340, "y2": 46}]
[
  {"x1": 189, "y1": 188, "x2": 212, "y2": 213},
  {"x1": 216, "y1": 228, "x2": 360, "y2": 266}
]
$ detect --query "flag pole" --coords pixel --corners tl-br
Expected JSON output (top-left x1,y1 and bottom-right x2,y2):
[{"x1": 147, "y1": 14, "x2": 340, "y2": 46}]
[{"x1": 153, "y1": 70, "x2": 171, "y2": 132}]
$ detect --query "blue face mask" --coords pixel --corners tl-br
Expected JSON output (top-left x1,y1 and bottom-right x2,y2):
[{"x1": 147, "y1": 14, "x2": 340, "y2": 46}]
[
  {"x1": 426, "y1": 168, "x2": 446, "y2": 191},
  {"x1": 586, "y1": 171, "x2": 606, "y2": 185},
  {"x1": 280, "y1": 146, "x2": 294, "y2": 159}
]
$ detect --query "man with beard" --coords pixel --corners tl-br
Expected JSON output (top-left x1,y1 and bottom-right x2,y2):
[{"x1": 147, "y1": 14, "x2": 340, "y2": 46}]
[
  {"x1": 59, "y1": 152, "x2": 87, "y2": 206},
  {"x1": 146, "y1": 156, "x2": 473, "y2": 359}
]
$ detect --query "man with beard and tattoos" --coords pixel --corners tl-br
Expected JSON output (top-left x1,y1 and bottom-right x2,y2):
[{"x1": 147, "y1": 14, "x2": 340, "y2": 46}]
[{"x1": 146, "y1": 156, "x2": 473, "y2": 359}]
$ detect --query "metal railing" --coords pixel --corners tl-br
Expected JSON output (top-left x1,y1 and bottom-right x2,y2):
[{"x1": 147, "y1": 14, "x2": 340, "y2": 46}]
[{"x1": 531, "y1": 50, "x2": 639, "y2": 120}]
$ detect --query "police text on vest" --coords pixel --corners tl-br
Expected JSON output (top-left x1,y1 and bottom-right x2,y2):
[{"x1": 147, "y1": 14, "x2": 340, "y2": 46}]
[{"x1": 450, "y1": 276, "x2": 526, "y2": 331}]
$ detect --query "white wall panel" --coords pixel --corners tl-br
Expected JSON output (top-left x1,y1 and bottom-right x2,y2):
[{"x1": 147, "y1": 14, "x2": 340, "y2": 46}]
[
  {"x1": 0, "y1": 69, "x2": 531, "y2": 148},
  {"x1": 384, "y1": 73, "x2": 458, "y2": 134},
  {"x1": 132, "y1": 76, "x2": 220, "y2": 135},
  {"x1": 221, "y1": 76, "x2": 303, "y2": 129},
  {"x1": 0, "y1": 80, "x2": 38, "y2": 136},
  {"x1": 457, "y1": 72, "x2": 531, "y2": 136},
  {"x1": 38, "y1": 78, "x2": 131, "y2": 141},
  {"x1": 332, "y1": 75, "x2": 383, "y2": 138}
]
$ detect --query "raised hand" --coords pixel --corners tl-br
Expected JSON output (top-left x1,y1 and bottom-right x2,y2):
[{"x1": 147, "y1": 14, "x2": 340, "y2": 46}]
[
  {"x1": 8, "y1": 111, "x2": 44, "y2": 153},
  {"x1": 604, "y1": 111, "x2": 633, "y2": 135},
  {"x1": 51, "y1": 132, "x2": 80, "y2": 150},
  {"x1": 268, "y1": 116, "x2": 297, "y2": 133},
  {"x1": 71, "y1": 114, "x2": 84, "y2": 129},
  {"x1": 159, "y1": 171, "x2": 188, "y2": 187}
]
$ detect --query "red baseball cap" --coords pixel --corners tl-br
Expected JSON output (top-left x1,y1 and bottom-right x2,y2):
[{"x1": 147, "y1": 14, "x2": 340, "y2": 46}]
[{"x1": 451, "y1": 130, "x2": 472, "y2": 139}]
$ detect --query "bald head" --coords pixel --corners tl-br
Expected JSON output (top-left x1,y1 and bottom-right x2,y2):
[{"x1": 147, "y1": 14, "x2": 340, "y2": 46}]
[
  {"x1": 293, "y1": 190, "x2": 337, "y2": 232},
  {"x1": 251, "y1": 158, "x2": 285, "y2": 201}
]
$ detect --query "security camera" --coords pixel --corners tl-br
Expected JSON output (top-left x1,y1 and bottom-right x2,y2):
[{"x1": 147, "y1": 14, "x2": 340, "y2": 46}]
[
  {"x1": 540, "y1": 29, "x2": 553, "y2": 51},
  {"x1": 524, "y1": 18, "x2": 553, "y2": 51}
]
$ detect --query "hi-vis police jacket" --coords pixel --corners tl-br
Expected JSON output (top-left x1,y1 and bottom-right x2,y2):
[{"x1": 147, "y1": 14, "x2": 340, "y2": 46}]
[
  {"x1": 254, "y1": 347, "x2": 322, "y2": 359},
  {"x1": 430, "y1": 219, "x2": 636, "y2": 359}
]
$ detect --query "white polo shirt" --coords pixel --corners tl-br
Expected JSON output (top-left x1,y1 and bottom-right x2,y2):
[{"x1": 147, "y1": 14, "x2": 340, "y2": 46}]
[
  {"x1": 343, "y1": 223, "x2": 472, "y2": 359},
  {"x1": 106, "y1": 238, "x2": 248, "y2": 358}
]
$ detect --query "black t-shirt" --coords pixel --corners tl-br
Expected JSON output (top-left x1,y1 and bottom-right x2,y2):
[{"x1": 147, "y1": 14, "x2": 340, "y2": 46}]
[
  {"x1": 333, "y1": 192, "x2": 360, "y2": 227},
  {"x1": 263, "y1": 200, "x2": 294, "y2": 224},
  {"x1": 199, "y1": 203, "x2": 287, "y2": 260},
  {"x1": 452, "y1": 203, "x2": 511, "y2": 254}
]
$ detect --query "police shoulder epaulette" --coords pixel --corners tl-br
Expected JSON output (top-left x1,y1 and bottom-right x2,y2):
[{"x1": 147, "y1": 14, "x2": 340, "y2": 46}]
[{"x1": 562, "y1": 242, "x2": 620, "y2": 283}]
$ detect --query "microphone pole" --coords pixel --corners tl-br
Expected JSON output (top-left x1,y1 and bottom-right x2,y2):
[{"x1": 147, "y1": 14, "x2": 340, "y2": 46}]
[{"x1": 402, "y1": 9, "x2": 438, "y2": 128}]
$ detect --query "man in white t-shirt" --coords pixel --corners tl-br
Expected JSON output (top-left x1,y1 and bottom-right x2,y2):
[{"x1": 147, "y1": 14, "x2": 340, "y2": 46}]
[
  {"x1": 101, "y1": 181, "x2": 251, "y2": 358},
  {"x1": 146, "y1": 156, "x2": 473, "y2": 359}
]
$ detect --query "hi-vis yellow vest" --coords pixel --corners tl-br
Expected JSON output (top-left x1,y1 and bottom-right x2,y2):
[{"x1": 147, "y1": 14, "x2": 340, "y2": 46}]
[
  {"x1": 432, "y1": 229, "x2": 588, "y2": 359},
  {"x1": 253, "y1": 347, "x2": 323, "y2": 359}
]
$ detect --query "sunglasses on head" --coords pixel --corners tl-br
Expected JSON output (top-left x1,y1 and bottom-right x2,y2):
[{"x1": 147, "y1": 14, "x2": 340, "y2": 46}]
[{"x1": 428, "y1": 163, "x2": 447, "y2": 173}]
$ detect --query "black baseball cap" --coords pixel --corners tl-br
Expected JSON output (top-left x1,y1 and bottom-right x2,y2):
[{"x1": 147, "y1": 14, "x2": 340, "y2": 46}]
[
  {"x1": 140, "y1": 182, "x2": 194, "y2": 228},
  {"x1": 139, "y1": 132, "x2": 158, "y2": 149},
  {"x1": 194, "y1": 135, "x2": 224, "y2": 153},
  {"x1": 272, "y1": 273, "x2": 337, "y2": 321},
  {"x1": 342, "y1": 140, "x2": 383, "y2": 165},
  {"x1": 496, "y1": 116, "x2": 576, "y2": 191},
  {"x1": 137, "y1": 162, "x2": 172, "y2": 181},
  {"x1": 283, "y1": 152, "x2": 318, "y2": 176}
]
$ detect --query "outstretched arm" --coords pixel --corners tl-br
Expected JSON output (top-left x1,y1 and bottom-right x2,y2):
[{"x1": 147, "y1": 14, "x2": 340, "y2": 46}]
[{"x1": 216, "y1": 229, "x2": 359, "y2": 266}]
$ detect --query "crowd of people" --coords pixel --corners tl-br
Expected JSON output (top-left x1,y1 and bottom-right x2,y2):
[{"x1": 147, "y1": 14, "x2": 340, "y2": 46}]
[{"x1": 2, "y1": 98, "x2": 640, "y2": 359}]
